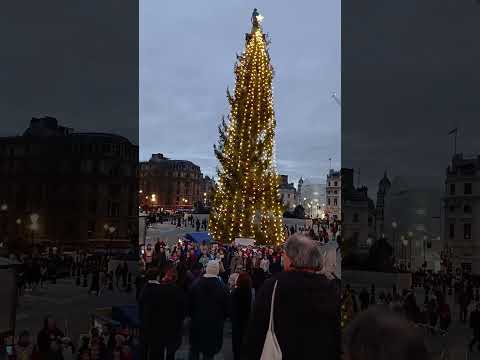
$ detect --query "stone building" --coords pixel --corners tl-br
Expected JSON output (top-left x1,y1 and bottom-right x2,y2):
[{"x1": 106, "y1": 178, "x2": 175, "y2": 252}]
[
  {"x1": 279, "y1": 175, "x2": 297, "y2": 210},
  {"x1": 0, "y1": 117, "x2": 138, "y2": 249},
  {"x1": 444, "y1": 154, "x2": 480, "y2": 273},
  {"x1": 326, "y1": 169, "x2": 341, "y2": 220},
  {"x1": 139, "y1": 153, "x2": 214, "y2": 211},
  {"x1": 383, "y1": 176, "x2": 442, "y2": 269},
  {"x1": 341, "y1": 168, "x2": 374, "y2": 254}
]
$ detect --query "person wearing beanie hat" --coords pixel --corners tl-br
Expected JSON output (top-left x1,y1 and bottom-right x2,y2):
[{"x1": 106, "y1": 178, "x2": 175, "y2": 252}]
[
  {"x1": 204, "y1": 260, "x2": 220, "y2": 278},
  {"x1": 189, "y1": 260, "x2": 229, "y2": 359}
]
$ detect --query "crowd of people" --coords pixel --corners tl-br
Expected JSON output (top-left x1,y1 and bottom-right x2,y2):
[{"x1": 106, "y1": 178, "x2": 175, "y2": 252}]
[
  {"x1": 5, "y1": 315, "x2": 137, "y2": 360},
  {"x1": 342, "y1": 265, "x2": 480, "y2": 355},
  {"x1": 3, "y1": 248, "x2": 139, "y2": 360},
  {"x1": 138, "y1": 233, "x2": 340, "y2": 360},
  {"x1": 12, "y1": 249, "x2": 136, "y2": 298}
]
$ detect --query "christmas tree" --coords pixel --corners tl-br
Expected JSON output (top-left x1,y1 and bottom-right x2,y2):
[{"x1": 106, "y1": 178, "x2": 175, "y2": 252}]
[{"x1": 209, "y1": 9, "x2": 285, "y2": 245}]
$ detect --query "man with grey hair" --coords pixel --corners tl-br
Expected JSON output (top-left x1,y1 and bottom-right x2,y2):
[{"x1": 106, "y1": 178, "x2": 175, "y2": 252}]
[
  {"x1": 246, "y1": 234, "x2": 341, "y2": 359},
  {"x1": 282, "y1": 233, "x2": 323, "y2": 271}
]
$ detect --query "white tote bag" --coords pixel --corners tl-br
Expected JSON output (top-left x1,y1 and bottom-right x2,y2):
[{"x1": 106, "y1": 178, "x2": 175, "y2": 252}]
[{"x1": 260, "y1": 280, "x2": 282, "y2": 360}]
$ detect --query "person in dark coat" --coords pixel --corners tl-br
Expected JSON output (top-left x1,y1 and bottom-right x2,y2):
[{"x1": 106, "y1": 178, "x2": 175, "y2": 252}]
[
  {"x1": 469, "y1": 302, "x2": 480, "y2": 352},
  {"x1": 245, "y1": 234, "x2": 340, "y2": 360},
  {"x1": 89, "y1": 270, "x2": 100, "y2": 296},
  {"x1": 139, "y1": 263, "x2": 187, "y2": 360},
  {"x1": 231, "y1": 272, "x2": 253, "y2": 360},
  {"x1": 189, "y1": 260, "x2": 229, "y2": 360},
  {"x1": 36, "y1": 316, "x2": 64, "y2": 359},
  {"x1": 359, "y1": 287, "x2": 370, "y2": 311}
]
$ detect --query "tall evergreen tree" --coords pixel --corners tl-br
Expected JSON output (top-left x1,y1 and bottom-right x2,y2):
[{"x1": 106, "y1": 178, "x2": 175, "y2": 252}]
[{"x1": 209, "y1": 10, "x2": 284, "y2": 245}]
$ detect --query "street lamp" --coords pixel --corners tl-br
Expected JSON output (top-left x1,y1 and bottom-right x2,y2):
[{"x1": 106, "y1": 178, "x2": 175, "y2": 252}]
[
  {"x1": 108, "y1": 226, "x2": 116, "y2": 254},
  {"x1": 366, "y1": 237, "x2": 373, "y2": 247},
  {"x1": 29, "y1": 213, "x2": 39, "y2": 247},
  {"x1": 391, "y1": 221, "x2": 398, "y2": 259},
  {"x1": 423, "y1": 235, "x2": 428, "y2": 263},
  {"x1": 0, "y1": 204, "x2": 8, "y2": 248}
]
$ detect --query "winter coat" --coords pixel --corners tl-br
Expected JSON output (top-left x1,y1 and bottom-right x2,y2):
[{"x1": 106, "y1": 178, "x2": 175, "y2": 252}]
[
  {"x1": 188, "y1": 276, "x2": 229, "y2": 356},
  {"x1": 138, "y1": 281, "x2": 187, "y2": 351},
  {"x1": 245, "y1": 271, "x2": 340, "y2": 360},
  {"x1": 231, "y1": 287, "x2": 252, "y2": 358}
]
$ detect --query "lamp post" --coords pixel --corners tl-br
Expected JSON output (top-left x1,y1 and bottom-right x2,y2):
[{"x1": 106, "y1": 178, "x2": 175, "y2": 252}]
[
  {"x1": 391, "y1": 221, "x2": 398, "y2": 260},
  {"x1": 401, "y1": 236, "x2": 408, "y2": 271},
  {"x1": 0, "y1": 203, "x2": 8, "y2": 249},
  {"x1": 29, "y1": 213, "x2": 39, "y2": 249},
  {"x1": 423, "y1": 235, "x2": 428, "y2": 263},
  {"x1": 108, "y1": 226, "x2": 116, "y2": 255},
  {"x1": 366, "y1": 237, "x2": 373, "y2": 247}
]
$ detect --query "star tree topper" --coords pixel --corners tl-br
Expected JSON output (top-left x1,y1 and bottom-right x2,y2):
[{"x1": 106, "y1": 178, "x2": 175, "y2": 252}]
[{"x1": 251, "y1": 8, "x2": 264, "y2": 28}]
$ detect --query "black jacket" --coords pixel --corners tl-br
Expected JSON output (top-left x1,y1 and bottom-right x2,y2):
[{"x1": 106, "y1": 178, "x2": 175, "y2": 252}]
[
  {"x1": 231, "y1": 287, "x2": 253, "y2": 357},
  {"x1": 246, "y1": 271, "x2": 340, "y2": 360},
  {"x1": 189, "y1": 276, "x2": 229, "y2": 356},
  {"x1": 470, "y1": 309, "x2": 480, "y2": 335},
  {"x1": 139, "y1": 281, "x2": 187, "y2": 350}
]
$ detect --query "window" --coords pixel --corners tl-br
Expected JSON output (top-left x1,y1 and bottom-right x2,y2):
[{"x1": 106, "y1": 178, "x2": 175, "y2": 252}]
[
  {"x1": 449, "y1": 223, "x2": 455, "y2": 239},
  {"x1": 328, "y1": 182, "x2": 331, "y2": 187},
  {"x1": 334, "y1": 181, "x2": 338, "y2": 187},
  {"x1": 88, "y1": 221, "x2": 95, "y2": 239},
  {"x1": 333, "y1": 198, "x2": 337, "y2": 206},
  {"x1": 108, "y1": 201, "x2": 120, "y2": 217},
  {"x1": 415, "y1": 208, "x2": 426, "y2": 215},
  {"x1": 449, "y1": 205, "x2": 455, "y2": 213},
  {"x1": 334, "y1": 190, "x2": 338, "y2": 194},
  {"x1": 450, "y1": 183, "x2": 455, "y2": 195},
  {"x1": 464, "y1": 223, "x2": 472, "y2": 240},
  {"x1": 464, "y1": 183, "x2": 472, "y2": 195},
  {"x1": 353, "y1": 213, "x2": 359, "y2": 223},
  {"x1": 464, "y1": 205, "x2": 472, "y2": 214},
  {"x1": 327, "y1": 198, "x2": 331, "y2": 205}
]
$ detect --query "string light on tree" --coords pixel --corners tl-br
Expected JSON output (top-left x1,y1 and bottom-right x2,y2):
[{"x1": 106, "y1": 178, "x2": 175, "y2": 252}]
[{"x1": 209, "y1": 9, "x2": 285, "y2": 245}]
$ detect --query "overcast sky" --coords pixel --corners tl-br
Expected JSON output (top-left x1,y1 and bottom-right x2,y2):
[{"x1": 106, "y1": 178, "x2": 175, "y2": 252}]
[
  {"x1": 343, "y1": 0, "x2": 480, "y2": 197},
  {"x1": 140, "y1": 0, "x2": 340, "y2": 184},
  {"x1": 0, "y1": 1, "x2": 138, "y2": 142}
]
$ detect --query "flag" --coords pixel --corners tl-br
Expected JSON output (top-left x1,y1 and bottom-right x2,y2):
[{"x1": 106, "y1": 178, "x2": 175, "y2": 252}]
[{"x1": 448, "y1": 128, "x2": 458, "y2": 135}]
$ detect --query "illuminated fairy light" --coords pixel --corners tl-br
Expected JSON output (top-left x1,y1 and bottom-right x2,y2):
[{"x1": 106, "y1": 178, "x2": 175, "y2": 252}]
[{"x1": 209, "y1": 12, "x2": 284, "y2": 245}]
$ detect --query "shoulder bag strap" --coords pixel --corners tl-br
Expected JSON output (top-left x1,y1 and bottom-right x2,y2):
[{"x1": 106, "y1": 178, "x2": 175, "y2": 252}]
[{"x1": 269, "y1": 280, "x2": 278, "y2": 332}]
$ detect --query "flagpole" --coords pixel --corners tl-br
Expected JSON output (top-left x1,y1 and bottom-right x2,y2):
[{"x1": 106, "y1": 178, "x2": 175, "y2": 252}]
[{"x1": 454, "y1": 131, "x2": 457, "y2": 155}]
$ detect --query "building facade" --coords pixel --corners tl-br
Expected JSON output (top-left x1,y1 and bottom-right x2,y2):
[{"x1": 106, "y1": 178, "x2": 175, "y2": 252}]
[
  {"x1": 341, "y1": 168, "x2": 374, "y2": 254},
  {"x1": 297, "y1": 179, "x2": 326, "y2": 219},
  {"x1": 444, "y1": 154, "x2": 480, "y2": 273},
  {"x1": 139, "y1": 153, "x2": 214, "y2": 211},
  {"x1": 279, "y1": 175, "x2": 297, "y2": 210},
  {"x1": 383, "y1": 176, "x2": 442, "y2": 270},
  {"x1": 0, "y1": 117, "x2": 138, "y2": 249},
  {"x1": 326, "y1": 169, "x2": 341, "y2": 220}
]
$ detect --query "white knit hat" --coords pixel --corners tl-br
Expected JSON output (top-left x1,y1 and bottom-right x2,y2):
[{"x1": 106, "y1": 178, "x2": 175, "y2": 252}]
[{"x1": 205, "y1": 260, "x2": 220, "y2": 276}]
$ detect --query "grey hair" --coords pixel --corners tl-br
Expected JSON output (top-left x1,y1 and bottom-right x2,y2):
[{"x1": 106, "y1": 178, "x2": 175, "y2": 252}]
[{"x1": 284, "y1": 233, "x2": 323, "y2": 270}]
